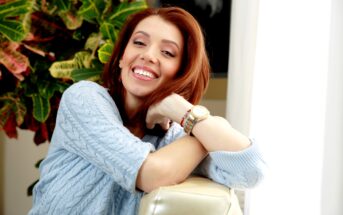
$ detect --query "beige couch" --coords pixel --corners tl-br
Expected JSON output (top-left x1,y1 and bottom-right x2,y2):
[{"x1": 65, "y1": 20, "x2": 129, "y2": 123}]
[{"x1": 139, "y1": 177, "x2": 243, "y2": 215}]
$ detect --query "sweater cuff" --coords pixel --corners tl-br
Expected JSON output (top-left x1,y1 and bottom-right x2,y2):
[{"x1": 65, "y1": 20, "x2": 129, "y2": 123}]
[{"x1": 208, "y1": 140, "x2": 266, "y2": 172}]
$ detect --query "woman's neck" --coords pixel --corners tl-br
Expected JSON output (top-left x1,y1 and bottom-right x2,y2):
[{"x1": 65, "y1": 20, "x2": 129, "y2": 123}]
[
  {"x1": 124, "y1": 94, "x2": 145, "y2": 138},
  {"x1": 124, "y1": 93, "x2": 142, "y2": 117},
  {"x1": 126, "y1": 124, "x2": 145, "y2": 138}
]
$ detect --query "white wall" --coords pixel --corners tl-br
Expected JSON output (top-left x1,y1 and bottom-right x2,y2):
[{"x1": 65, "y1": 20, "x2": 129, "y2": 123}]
[
  {"x1": 227, "y1": 0, "x2": 343, "y2": 215},
  {"x1": 226, "y1": 0, "x2": 260, "y2": 212},
  {"x1": 321, "y1": 0, "x2": 343, "y2": 213},
  {"x1": 0, "y1": 131, "x2": 49, "y2": 215},
  {"x1": 226, "y1": 0, "x2": 259, "y2": 135}
]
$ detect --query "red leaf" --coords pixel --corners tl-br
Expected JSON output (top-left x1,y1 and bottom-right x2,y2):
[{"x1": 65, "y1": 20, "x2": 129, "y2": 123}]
[
  {"x1": 3, "y1": 113, "x2": 18, "y2": 139},
  {"x1": 20, "y1": 113, "x2": 40, "y2": 132},
  {"x1": 0, "y1": 42, "x2": 29, "y2": 81},
  {"x1": 0, "y1": 0, "x2": 10, "y2": 4},
  {"x1": 34, "y1": 123, "x2": 49, "y2": 145}
]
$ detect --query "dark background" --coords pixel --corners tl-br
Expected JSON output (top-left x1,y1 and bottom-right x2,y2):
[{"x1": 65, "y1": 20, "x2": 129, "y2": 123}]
[{"x1": 148, "y1": 0, "x2": 231, "y2": 77}]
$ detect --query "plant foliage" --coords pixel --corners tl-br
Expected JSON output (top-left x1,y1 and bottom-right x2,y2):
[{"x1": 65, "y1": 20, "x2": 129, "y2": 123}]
[{"x1": 0, "y1": 0, "x2": 147, "y2": 144}]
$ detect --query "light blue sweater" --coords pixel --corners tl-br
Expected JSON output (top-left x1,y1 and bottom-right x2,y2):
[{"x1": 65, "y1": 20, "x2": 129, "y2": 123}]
[{"x1": 29, "y1": 81, "x2": 266, "y2": 215}]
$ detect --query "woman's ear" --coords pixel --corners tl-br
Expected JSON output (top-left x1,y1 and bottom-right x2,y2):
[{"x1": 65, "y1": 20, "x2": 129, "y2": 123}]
[{"x1": 119, "y1": 59, "x2": 123, "y2": 68}]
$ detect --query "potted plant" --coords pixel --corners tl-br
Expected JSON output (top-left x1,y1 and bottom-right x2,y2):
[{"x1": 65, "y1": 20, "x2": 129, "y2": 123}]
[
  {"x1": 0, "y1": 0, "x2": 148, "y2": 196},
  {"x1": 0, "y1": 0, "x2": 147, "y2": 145}
]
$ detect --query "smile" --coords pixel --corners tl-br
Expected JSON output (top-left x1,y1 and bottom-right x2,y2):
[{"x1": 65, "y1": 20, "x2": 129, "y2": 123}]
[
  {"x1": 132, "y1": 66, "x2": 158, "y2": 80},
  {"x1": 133, "y1": 69, "x2": 155, "y2": 78}
]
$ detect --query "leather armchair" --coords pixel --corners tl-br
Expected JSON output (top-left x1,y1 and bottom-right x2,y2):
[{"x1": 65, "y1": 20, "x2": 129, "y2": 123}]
[{"x1": 138, "y1": 177, "x2": 243, "y2": 215}]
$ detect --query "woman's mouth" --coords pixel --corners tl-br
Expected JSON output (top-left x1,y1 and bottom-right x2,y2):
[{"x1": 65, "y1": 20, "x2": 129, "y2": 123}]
[
  {"x1": 133, "y1": 68, "x2": 155, "y2": 78},
  {"x1": 132, "y1": 66, "x2": 158, "y2": 80}
]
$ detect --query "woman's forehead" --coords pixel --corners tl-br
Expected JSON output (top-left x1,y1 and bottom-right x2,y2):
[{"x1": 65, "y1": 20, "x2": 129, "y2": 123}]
[{"x1": 132, "y1": 16, "x2": 184, "y2": 48}]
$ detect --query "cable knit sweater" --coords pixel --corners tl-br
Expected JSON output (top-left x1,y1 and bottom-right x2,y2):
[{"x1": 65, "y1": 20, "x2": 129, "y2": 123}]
[{"x1": 29, "y1": 81, "x2": 266, "y2": 215}]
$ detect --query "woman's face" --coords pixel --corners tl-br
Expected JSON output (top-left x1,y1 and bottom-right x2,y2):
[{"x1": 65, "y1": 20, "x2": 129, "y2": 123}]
[{"x1": 120, "y1": 15, "x2": 184, "y2": 103}]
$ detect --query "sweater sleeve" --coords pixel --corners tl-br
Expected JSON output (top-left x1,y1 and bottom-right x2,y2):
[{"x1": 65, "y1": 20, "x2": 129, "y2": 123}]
[
  {"x1": 194, "y1": 141, "x2": 267, "y2": 189},
  {"x1": 162, "y1": 124, "x2": 267, "y2": 189},
  {"x1": 53, "y1": 81, "x2": 155, "y2": 193}
]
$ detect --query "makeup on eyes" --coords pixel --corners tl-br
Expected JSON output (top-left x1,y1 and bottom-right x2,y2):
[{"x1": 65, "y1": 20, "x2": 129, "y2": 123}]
[{"x1": 133, "y1": 31, "x2": 180, "y2": 52}]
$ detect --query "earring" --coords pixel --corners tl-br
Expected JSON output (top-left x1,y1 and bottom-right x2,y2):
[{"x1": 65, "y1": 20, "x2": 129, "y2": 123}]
[{"x1": 119, "y1": 60, "x2": 123, "y2": 68}]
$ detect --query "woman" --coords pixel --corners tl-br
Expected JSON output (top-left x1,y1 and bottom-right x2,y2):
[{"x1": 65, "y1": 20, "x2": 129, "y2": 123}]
[{"x1": 29, "y1": 7, "x2": 266, "y2": 215}]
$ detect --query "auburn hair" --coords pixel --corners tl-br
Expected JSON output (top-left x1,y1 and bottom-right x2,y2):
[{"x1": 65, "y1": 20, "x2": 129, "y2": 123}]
[{"x1": 102, "y1": 7, "x2": 210, "y2": 129}]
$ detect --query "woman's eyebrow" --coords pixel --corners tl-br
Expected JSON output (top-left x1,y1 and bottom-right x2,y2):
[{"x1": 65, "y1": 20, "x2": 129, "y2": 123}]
[
  {"x1": 134, "y1": 30, "x2": 149, "y2": 37},
  {"x1": 134, "y1": 31, "x2": 180, "y2": 50},
  {"x1": 162, "y1": 39, "x2": 180, "y2": 50}
]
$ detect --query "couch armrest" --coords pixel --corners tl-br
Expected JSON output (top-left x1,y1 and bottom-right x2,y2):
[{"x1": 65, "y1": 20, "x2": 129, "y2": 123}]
[{"x1": 138, "y1": 176, "x2": 243, "y2": 215}]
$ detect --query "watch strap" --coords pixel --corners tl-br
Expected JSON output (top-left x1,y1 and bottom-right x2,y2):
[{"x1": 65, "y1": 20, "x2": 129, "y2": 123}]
[{"x1": 182, "y1": 105, "x2": 210, "y2": 135}]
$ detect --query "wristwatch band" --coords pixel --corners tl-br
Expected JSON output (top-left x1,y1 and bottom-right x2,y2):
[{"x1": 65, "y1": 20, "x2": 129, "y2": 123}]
[{"x1": 183, "y1": 105, "x2": 210, "y2": 135}]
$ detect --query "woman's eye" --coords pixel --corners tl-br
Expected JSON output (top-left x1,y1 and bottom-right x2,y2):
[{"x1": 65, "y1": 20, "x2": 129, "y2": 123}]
[
  {"x1": 133, "y1": 40, "x2": 145, "y2": 46},
  {"x1": 162, "y1": 50, "x2": 175, "y2": 57}
]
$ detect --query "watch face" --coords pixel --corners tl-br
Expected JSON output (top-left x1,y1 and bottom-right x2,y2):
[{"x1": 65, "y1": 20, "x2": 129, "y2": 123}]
[{"x1": 192, "y1": 106, "x2": 209, "y2": 118}]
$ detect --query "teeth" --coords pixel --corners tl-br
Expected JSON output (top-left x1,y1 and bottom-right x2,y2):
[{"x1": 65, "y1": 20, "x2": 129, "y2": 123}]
[{"x1": 134, "y1": 69, "x2": 155, "y2": 78}]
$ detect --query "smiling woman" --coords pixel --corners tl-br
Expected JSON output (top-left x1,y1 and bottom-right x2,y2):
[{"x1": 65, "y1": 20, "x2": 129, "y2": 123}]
[
  {"x1": 28, "y1": 6, "x2": 265, "y2": 215},
  {"x1": 119, "y1": 16, "x2": 183, "y2": 103}
]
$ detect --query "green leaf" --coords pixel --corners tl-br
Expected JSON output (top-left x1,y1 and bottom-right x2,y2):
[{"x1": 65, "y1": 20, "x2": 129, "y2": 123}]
[
  {"x1": 0, "y1": 94, "x2": 27, "y2": 126},
  {"x1": 71, "y1": 68, "x2": 101, "y2": 81},
  {"x1": 49, "y1": 59, "x2": 78, "y2": 79},
  {"x1": 100, "y1": 22, "x2": 116, "y2": 43},
  {"x1": 59, "y1": 11, "x2": 83, "y2": 30},
  {"x1": 78, "y1": 0, "x2": 106, "y2": 23},
  {"x1": 0, "y1": 104, "x2": 12, "y2": 128},
  {"x1": 74, "y1": 51, "x2": 93, "y2": 68},
  {"x1": 0, "y1": 0, "x2": 34, "y2": 41},
  {"x1": 97, "y1": 42, "x2": 113, "y2": 64},
  {"x1": 0, "y1": 19, "x2": 26, "y2": 41},
  {"x1": 31, "y1": 94, "x2": 50, "y2": 122},
  {"x1": 53, "y1": 0, "x2": 71, "y2": 12},
  {"x1": 84, "y1": 33, "x2": 101, "y2": 53},
  {"x1": 13, "y1": 99, "x2": 26, "y2": 125},
  {"x1": 108, "y1": 1, "x2": 148, "y2": 23},
  {"x1": 22, "y1": 10, "x2": 32, "y2": 34},
  {"x1": 49, "y1": 51, "x2": 92, "y2": 79},
  {"x1": 0, "y1": 0, "x2": 32, "y2": 19},
  {"x1": 53, "y1": 81, "x2": 71, "y2": 93},
  {"x1": 37, "y1": 81, "x2": 70, "y2": 99},
  {"x1": 37, "y1": 81, "x2": 55, "y2": 99}
]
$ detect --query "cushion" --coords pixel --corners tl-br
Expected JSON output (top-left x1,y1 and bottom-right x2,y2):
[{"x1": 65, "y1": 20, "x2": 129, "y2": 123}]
[{"x1": 138, "y1": 176, "x2": 243, "y2": 215}]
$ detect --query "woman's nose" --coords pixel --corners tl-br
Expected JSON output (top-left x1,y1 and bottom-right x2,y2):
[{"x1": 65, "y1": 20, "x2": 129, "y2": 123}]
[{"x1": 140, "y1": 47, "x2": 159, "y2": 64}]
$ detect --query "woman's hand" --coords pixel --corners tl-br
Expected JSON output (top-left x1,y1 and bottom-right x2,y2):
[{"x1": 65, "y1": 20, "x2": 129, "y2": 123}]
[
  {"x1": 145, "y1": 94, "x2": 192, "y2": 130},
  {"x1": 146, "y1": 103, "x2": 171, "y2": 130}
]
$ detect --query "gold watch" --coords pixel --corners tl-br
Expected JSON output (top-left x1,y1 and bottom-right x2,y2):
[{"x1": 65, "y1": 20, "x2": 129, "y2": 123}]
[{"x1": 183, "y1": 105, "x2": 210, "y2": 135}]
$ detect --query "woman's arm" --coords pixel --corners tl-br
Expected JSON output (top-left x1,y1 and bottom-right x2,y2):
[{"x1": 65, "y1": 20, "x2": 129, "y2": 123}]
[
  {"x1": 146, "y1": 93, "x2": 251, "y2": 152},
  {"x1": 136, "y1": 135, "x2": 207, "y2": 192},
  {"x1": 137, "y1": 94, "x2": 260, "y2": 192},
  {"x1": 56, "y1": 81, "x2": 157, "y2": 193}
]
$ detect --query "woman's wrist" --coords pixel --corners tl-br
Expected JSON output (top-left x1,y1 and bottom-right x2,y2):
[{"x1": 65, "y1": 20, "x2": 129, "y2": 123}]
[
  {"x1": 182, "y1": 105, "x2": 210, "y2": 135},
  {"x1": 160, "y1": 94, "x2": 193, "y2": 123}
]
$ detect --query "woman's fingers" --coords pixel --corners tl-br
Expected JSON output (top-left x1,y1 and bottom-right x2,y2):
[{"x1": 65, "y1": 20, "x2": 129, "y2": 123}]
[
  {"x1": 146, "y1": 106, "x2": 171, "y2": 130},
  {"x1": 160, "y1": 118, "x2": 171, "y2": 130},
  {"x1": 146, "y1": 106, "x2": 157, "y2": 129}
]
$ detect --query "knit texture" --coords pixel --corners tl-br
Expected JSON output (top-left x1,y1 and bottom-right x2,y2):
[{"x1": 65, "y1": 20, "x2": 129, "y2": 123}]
[{"x1": 29, "y1": 81, "x2": 266, "y2": 215}]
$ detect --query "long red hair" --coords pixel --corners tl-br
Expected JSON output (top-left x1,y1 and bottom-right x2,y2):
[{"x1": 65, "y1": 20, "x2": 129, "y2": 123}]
[{"x1": 102, "y1": 7, "x2": 210, "y2": 129}]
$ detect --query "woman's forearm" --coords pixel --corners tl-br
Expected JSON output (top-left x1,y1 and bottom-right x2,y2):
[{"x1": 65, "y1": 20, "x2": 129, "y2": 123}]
[
  {"x1": 160, "y1": 94, "x2": 251, "y2": 152},
  {"x1": 136, "y1": 135, "x2": 207, "y2": 193},
  {"x1": 138, "y1": 93, "x2": 252, "y2": 192},
  {"x1": 191, "y1": 115, "x2": 251, "y2": 152}
]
